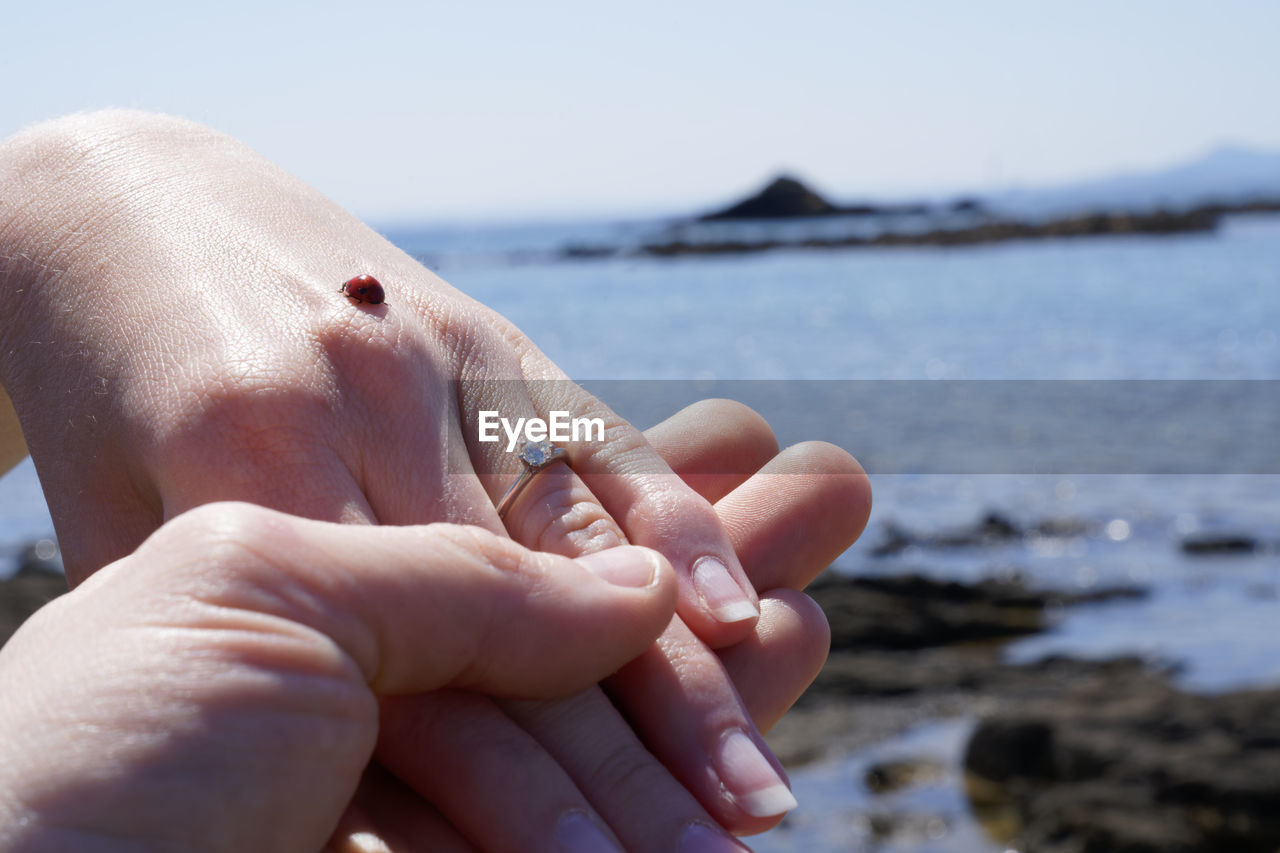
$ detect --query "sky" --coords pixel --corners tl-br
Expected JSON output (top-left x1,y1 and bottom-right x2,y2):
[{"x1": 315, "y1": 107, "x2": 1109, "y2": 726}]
[{"x1": 5, "y1": 0, "x2": 1280, "y2": 223}]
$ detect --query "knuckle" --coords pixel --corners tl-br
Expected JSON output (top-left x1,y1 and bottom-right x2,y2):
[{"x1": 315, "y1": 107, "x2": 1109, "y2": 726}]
[
  {"x1": 157, "y1": 501, "x2": 284, "y2": 577},
  {"x1": 312, "y1": 308, "x2": 447, "y2": 405},
  {"x1": 698, "y1": 398, "x2": 776, "y2": 439},
  {"x1": 526, "y1": 485, "x2": 625, "y2": 556},
  {"x1": 430, "y1": 523, "x2": 550, "y2": 585},
  {"x1": 428, "y1": 297, "x2": 521, "y2": 376},
  {"x1": 573, "y1": 412, "x2": 652, "y2": 475},
  {"x1": 580, "y1": 738, "x2": 675, "y2": 807}
]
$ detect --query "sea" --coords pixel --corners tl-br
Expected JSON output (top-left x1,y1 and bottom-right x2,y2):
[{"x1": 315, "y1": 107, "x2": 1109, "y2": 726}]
[{"x1": 2, "y1": 211, "x2": 1278, "y2": 851}]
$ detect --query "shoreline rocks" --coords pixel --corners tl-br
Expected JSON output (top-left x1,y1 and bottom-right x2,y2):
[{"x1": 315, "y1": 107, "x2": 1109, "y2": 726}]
[
  {"x1": 965, "y1": 678, "x2": 1280, "y2": 852},
  {"x1": 770, "y1": 552, "x2": 1280, "y2": 852},
  {"x1": 0, "y1": 541, "x2": 67, "y2": 647},
  {"x1": 639, "y1": 207, "x2": 1222, "y2": 257},
  {"x1": 811, "y1": 570, "x2": 1144, "y2": 652},
  {"x1": 558, "y1": 175, "x2": 1280, "y2": 260}
]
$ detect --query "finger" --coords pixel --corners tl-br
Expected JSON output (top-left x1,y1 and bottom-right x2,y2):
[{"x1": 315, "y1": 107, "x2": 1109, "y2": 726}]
[
  {"x1": 477, "y1": 394, "x2": 798, "y2": 833},
  {"x1": 523, "y1": 377, "x2": 762, "y2": 645},
  {"x1": 465, "y1": 377, "x2": 628, "y2": 559},
  {"x1": 642, "y1": 398, "x2": 779, "y2": 504},
  {"x1": 502, "y1": 690, "x2": 752, "y2": 852},
  {"x1": 330, "y1": 764, "x2": 477, "y2": 852},
  {"x1": 717, "y1": 591, "x2": 831, "y2": 733},
  {"x1": 594, "y1": 439, "x2": 860, "y2": 829},
  {"x1": 718, "y1": 440, "x2": 872, "y2": 591},
  {"x1": 140, "y1": 502, "x2": 677, "y2": 698},
  {"x1": 378, "y1": 691, "x2": 626, "y2": 853},
  {"x1": 606, "y1": 618, "x2": 799, "y2": 833}
]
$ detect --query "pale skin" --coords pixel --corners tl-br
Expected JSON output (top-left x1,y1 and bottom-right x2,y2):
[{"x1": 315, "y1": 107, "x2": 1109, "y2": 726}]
[
  {"x1": 0, "y1": 404, "x2": 867, "y2": 851},
  {"x1": 0, "y1": 112, "x2": 872, "y2": 850}
]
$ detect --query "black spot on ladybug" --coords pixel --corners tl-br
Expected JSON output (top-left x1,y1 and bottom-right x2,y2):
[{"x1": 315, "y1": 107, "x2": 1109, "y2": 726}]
[{"x1": 340, "y1": 274, "x2": 386, "y2": 305}]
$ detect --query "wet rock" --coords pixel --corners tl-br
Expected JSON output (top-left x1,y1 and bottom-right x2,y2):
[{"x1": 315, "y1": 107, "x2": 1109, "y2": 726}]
[
  {"x1": 1, "y1": 543, "x2": 67, "y2": 647},
  {"x1": 870, "y1": 511, "x2": 1023, "y2": 555},
  {"x1": 949, "y1": 197, "x2": 986, "y2": 214},
  {"x1": 560, "y1": 244, "x2": 618, "y2": 260},
  {"x1": 858, "y1": 810, "x2": 950, "y2": 844},
  {"x1": 864, "y1": 757, "x2": 947, "y2": 794},
  {"x1": 1180, "y1": 533, "x2": 1259, "y2": 555},
  {"x1": 964, "y1": 677, "x2": 1280, "y2": 852},
  {"x1": 811, "y1": 647, "x2": 1154, "y2": 700},
  {"x1": 1030, "y1": 516, "x2": 1091, "y2": 538},
  {"x1": 809, "y1": 571, "x2": 1145, "y2": 652}
]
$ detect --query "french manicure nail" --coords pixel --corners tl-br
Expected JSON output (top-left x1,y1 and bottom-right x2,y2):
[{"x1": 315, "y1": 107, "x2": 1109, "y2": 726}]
[
  {"x1": 555, "y1": 810, "x2": 623, "y2": 853},
  {"x1": 714, "y1": 729, "x2": 798, "y2": 818},
  {"x1": 576, "y1": 546, "x2": 658, "y2": 588},
  {"x1": 693, "y1": 556, "x2": 758, "y2": 623},
  {"x1": 346, "y1": 832, "x2": 392, "y2": 853},
  {"x1": 677, "y1": 821, "x2": 751, "y2": 852}
]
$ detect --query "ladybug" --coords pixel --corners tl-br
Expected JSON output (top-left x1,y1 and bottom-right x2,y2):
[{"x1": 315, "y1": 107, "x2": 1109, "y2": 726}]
[{"x1": 340, "y1": 274, "x2": 386, "y2": 305}]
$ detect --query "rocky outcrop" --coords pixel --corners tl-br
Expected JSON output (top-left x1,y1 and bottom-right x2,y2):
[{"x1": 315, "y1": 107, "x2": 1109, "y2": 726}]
[
  {"x1": 1, "y1": 542, "x2": 66, "y2": 646},
  {"x1": 700, "y1": 176, "x2": 840, "y2": 220},
  {"x1": 643, "y1": 207, "x2": 1222, "y2": 256},
  {"x1": 965, "y1": 679, "x2": 1280, "y2": 852},
  {"x1": 809, "y1": 570, "x2": 1143, "y2": 652},
  {"x1": 1180, "y1": 532, "x2": 1260, "y2": 554}
]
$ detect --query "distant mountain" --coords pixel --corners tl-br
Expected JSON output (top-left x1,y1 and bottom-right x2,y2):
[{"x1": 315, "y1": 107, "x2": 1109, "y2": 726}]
[{"x1": 988, "y1": 145, "x2": 1280, "y2": 215}]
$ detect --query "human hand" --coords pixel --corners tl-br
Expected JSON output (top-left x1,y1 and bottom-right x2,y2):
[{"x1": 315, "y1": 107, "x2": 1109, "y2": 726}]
[
  {"x1": 0, "y1": 503, "x2": 678, "y2": 851},
  {"x1": 0, "y1": 399, "x2": 867, "y2": 852},
  {"x1": 0, "y1": 111, "x2": 757, "y2": 643},
  {"x1": 0, "y1": 112, "x2": 871, "y2": 846},
  {"x1": 352, "y1": 399, "x2": 869, "y2": 850}
]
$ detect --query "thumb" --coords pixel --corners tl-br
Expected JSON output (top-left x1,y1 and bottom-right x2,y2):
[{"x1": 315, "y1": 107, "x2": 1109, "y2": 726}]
[{"x1": 136, "y1": 502, "x2": 679, "y2": 699}]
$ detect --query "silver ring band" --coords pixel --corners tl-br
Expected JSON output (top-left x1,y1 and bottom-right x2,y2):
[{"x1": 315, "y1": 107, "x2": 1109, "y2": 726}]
[{"x1": 495, "y1": 440, "x2": 568, "y2": 519}]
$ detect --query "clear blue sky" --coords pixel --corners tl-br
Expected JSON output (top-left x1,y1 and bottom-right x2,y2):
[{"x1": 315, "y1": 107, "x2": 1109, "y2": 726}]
[{"x1": 6, "y1": 1, "x2": 1279, "y2": 222}]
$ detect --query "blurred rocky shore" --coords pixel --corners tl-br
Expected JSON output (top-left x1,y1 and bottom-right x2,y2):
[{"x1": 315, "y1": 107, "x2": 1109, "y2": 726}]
[
  {"x1": 0, "y1": 540, "x2": 65, "y2": 646},
  {"x1": 560, "y1": 175, "x2": 1280, "y2": 259},
  {"x1": 771, "y1": 512, "x2": 1280, "y2": 853}
]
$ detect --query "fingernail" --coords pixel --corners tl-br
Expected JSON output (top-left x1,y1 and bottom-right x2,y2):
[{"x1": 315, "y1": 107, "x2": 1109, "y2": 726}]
[
  {"x1": 576, "y1": 546, "x2": 658, "y2": 588},
  {"x1": 714, "y1": 729, "x2": 798, "y2": 818},
  {"x1": 678, "y1": 821, "x2": 751, "y2": 852},
  {"x1": 555, "y1": 810, "x2": 623, "y2": 853},
  {"x1": 347, "y1": 832, "x2": 392, "y2": 853},
  {"x1": 693, "y1": 556, "x2": 758, "y2": 623}
]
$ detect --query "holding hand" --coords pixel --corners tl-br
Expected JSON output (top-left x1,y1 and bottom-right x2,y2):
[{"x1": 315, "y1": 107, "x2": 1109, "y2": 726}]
[{"x1": 0, "y1": 503, "x2": 677, "y2": 850}]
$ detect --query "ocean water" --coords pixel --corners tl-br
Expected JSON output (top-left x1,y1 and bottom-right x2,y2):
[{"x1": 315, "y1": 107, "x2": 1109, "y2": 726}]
[{"x1": 2, "y1": 212, "x2": 1278, "y2": 850}]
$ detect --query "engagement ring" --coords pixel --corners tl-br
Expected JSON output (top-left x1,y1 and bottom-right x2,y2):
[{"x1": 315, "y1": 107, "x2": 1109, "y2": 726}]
[{"x1": 495, "y1": 439, "x2": 568, "y2": 519}]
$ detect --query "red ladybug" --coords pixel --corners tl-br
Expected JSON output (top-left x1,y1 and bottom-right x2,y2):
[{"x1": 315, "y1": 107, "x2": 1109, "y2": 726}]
[{"x1": 340, "y1": 274, "x2": 386, "y2": 305}]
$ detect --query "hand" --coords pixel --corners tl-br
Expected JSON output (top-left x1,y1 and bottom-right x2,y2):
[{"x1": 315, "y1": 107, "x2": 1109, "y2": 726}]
[
  {"x1": 0, "y1": 503, "x2": 678, "y2": 850},
  {"x1": 0, "y1": 112, "x2": 871, "y2": 847},
  {"x1": 0, "y1": 399, "x2": 867, "y2": 852},
  {"x1": 327, "y1": 399, "x2": 868, "y2": 850}
]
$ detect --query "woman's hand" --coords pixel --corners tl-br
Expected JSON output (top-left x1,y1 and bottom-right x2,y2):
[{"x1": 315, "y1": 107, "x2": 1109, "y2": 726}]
[
  {"x1": 0, "y1": 111, "x2": 757, "y2": 645},
  {"x1": 0, "y1": 503, "x2": 679, "y2": 851}
]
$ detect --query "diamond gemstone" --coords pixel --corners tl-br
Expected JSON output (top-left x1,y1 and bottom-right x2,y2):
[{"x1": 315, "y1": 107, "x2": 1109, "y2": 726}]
[{"x1": 519, "y1": 440, "x2": 554, "y2": 467}]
